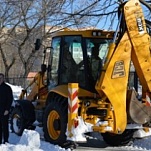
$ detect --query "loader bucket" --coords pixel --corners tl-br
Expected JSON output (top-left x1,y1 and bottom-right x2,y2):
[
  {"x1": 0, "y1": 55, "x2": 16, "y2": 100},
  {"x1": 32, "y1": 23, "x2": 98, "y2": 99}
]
[{"x1": 127, "y1": 90, "x2": 151, "y2": 124}]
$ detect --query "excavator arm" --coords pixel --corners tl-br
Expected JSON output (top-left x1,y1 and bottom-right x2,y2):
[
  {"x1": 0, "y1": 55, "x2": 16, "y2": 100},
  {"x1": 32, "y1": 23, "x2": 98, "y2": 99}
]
[
  {"x1": 96, "y1": 0, "x2": 151, "y2": 133},
  {"x1": 126, "y1": 1, "x2": 151, "y2": 92},
  {"x1": 19, "y1": 70, "x2": 48, "y2": 102}
]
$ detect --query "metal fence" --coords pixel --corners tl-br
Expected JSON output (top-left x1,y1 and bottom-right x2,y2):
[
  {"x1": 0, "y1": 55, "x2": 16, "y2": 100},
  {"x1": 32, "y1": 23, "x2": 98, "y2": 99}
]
[
  {"x1": 7, "y1": 71, "x2": 138, "y2": 91},
  {"x1": 7, "y1": 77, "x2": 34, "y2": 88}
]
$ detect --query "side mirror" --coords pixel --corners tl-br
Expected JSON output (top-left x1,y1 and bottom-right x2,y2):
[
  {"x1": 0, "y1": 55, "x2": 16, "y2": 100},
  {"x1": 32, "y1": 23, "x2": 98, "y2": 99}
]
[
  {"x1": 41, "y1": 64, "x2": 47, "y2": 73},
  {"x1": 35, "y1": 39, "x2": 41, "y2": 51}
]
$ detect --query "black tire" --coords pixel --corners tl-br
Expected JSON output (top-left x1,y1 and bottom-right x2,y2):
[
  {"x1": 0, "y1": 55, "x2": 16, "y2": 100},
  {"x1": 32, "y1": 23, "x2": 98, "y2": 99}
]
[
  {"x1": 10, "y1": 107, "x2": 26, "y2": 136},
  {"x1": 101, "y1": 130, "x2": 134, "y2": 146},
  {"x1": 43, "y1": 94, "x2": 68, "y2": 146}
]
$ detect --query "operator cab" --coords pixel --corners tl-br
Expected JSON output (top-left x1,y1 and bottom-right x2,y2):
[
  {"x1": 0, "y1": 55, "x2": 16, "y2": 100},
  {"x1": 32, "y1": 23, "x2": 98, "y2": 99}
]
[{"x1": 49, "y1": 30, "x2": 114, "y2": 92}]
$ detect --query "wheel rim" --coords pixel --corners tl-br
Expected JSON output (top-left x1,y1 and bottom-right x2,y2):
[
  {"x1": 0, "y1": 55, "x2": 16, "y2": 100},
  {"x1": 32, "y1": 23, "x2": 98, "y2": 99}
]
[
  {"x1": 12, "y1": 114, "x2": 21, "y2": 133},
  {"x1": 47, "y1": 110, "x2": 60, "y2": 140}
]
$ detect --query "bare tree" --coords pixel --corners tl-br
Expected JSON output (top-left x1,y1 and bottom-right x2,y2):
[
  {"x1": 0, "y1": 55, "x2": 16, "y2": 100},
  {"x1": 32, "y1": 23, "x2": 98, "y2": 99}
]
[
  {"x1": 0, "y1": 0, "x2": 21, "y2": 81},
  {"x1": 0, "y1": 0, "x2": 150, "y2": 84}
]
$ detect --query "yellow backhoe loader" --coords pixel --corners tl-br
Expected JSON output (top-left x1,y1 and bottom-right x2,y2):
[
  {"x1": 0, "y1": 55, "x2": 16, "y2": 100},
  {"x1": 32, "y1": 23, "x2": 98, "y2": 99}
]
[{"x1": 10, "y1": 0, "x2": 151, "y2": 149}]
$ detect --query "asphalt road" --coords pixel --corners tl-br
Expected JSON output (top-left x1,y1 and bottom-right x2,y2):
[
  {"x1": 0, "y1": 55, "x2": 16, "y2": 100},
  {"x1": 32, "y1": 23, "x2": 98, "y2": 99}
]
[
  {"x1": 75, "y1": 138, "x2": 108, "y2": 151},
  {"x1": 72, "y1": 133, "x2": 139, "y2": 151},
  {"x1": 74, "y1": 139, "x2": 137, "y2": 151}
]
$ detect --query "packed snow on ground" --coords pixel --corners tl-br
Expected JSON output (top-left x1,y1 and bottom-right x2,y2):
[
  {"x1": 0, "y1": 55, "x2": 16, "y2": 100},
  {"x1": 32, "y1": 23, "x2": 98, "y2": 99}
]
[{"x1": 1, "y1": 83, "x2": 151, "y2": 151}]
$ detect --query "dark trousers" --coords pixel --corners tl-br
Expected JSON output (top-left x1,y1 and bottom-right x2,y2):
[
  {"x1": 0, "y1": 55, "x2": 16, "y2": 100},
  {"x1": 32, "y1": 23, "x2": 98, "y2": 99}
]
[{"x1": 0, "y1": 115, "x2": 9, "y2": 144}]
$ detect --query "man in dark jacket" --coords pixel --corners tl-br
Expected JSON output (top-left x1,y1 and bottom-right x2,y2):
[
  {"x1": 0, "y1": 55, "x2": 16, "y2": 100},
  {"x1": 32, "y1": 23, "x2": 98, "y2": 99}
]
[{"x1": 0, "y1": 73, "x2": 13, "y2": 144}]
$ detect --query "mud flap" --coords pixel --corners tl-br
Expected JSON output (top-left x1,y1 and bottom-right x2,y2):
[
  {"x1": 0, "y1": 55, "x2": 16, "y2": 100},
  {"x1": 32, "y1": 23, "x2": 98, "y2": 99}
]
[{"x1": 127, "y1": 90, "x2": 151, "y2": 124}]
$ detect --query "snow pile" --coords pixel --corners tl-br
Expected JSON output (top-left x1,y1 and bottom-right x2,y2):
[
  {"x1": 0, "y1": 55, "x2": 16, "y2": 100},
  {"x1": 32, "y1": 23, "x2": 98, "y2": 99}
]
[
  {"x1": 1, "y1": 83, "x2": 151, "y2": 151},
  {"x1": 134, "y1": 128, "x2": 151, "y2": 138},
  {"x1": 66, "y1": 117, "x2": 93, "y2": 142},
  {"x1": 0, "y1": 128, "x2": 70, "y2": 151},
  {"x1": 19, "y1": 129, "x2": 40, "y2": 149},
  {"x1": 0, "y1": 129, "x2": 42, "y2": 151},
  {"x1": 7, "y1": 83, "x2": 23, "y2": 100},
  {"x1": 0, "y1": 144, "x2": 42, "y2": 151}
]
